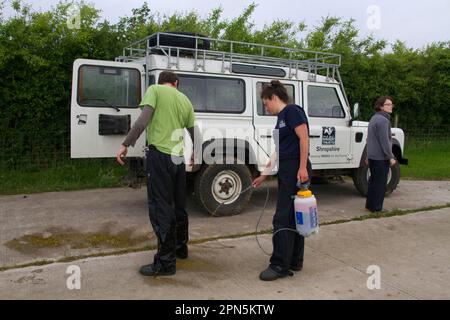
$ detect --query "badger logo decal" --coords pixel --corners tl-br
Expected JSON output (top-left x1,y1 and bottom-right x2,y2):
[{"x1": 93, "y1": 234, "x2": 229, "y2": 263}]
[{"x1": 322, "y1": 127, "x2": 336, "y2": 145}]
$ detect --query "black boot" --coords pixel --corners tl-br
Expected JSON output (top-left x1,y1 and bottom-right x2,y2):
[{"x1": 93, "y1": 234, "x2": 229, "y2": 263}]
[
  {"x1": 176, "y1": 245, "x2": 188, "y2": 259},
  {"x1": 139, "y1": 263, "x2": 176, "y2": 277},
  {"x1": 259, "y1": 265, "x2": 293, "y2": 281}
]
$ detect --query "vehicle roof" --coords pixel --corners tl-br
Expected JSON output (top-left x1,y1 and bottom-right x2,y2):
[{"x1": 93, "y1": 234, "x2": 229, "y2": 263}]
[{"x1": 133, "y1": 54, "x2": 338, "y2": 84}]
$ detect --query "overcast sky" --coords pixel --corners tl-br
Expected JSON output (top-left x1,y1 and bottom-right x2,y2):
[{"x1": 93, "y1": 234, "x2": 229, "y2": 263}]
[{"x1": 3, "y1": 0, "x2": 450, "y2": 49}]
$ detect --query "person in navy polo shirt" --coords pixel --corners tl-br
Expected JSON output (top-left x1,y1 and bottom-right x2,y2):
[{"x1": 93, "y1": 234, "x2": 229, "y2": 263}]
[{"x1": 253, "y1": 80, "x2": 312, "y2": 281}]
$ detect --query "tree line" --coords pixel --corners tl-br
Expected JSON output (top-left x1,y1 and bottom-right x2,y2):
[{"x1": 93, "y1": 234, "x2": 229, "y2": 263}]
[{"x1": 0, "y1": 1, "x2": 449, "y2": 152}]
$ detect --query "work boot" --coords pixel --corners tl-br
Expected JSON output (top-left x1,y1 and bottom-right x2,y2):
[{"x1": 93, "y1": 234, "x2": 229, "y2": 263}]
[
  {"x1": 259, "y1": 266, "x2": 292, "y2": 281},
  {"x1": 139, "y1": 263, "x2": 176, "y2": 277},
  {"x1": 176, "y1": 245, "x2": 188, "y2": 259}
]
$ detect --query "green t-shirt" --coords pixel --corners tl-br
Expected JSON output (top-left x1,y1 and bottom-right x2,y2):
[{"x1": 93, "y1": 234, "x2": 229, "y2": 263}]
[{"x1": 140, "y1": 85, "x2": 195, "y2": 156}]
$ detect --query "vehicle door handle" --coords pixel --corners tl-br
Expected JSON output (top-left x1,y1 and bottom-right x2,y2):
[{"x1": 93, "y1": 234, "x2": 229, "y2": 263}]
[
  {"x1": 260, "y1": 135, "x2": 272, "y2": 138},
  {"x1": 77, "y1": 114, "x2": 87, "y2": 125},
  {"x1": 309, "y1": 135, "x2": 321, "y2": 139}
]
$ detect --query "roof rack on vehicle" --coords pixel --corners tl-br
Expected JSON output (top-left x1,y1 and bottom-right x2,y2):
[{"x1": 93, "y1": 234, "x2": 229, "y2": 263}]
[{"x1": 116, "y1": 32, "x2": 343, "y2": 83}]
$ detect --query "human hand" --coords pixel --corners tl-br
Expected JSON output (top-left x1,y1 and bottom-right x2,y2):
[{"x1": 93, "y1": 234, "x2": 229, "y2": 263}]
[
  {"x1": 390, "y1": 158, "x2": 397, "y2": 167},
  {"x1": 189, "y1": 153, "x2": 196, "y2": 167},
  {"x1": 252, "y1": 175, "x2": 267, "y2": 188},
  {"x1": 116, "y1": 144, "x2": 128, "y2": 166},
  {"x1": 297, "y1": 167, "x2": 309, "y2": 183}
]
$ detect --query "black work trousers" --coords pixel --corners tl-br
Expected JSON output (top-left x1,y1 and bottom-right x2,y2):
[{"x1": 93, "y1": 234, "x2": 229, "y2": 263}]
[
  {"x1": 270, "y1": 158, "x2": 312, "y2": 274},
  {"x1": 366, "y1": 159, "x2": 390, "y2": 212},
  {"x1": 146, "y1": 146, "x2": 189, "y2": 270}
]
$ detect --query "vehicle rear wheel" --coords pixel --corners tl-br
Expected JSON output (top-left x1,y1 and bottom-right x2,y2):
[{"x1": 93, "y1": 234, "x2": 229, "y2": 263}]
[
  {"x1": 353, "y1": 155, "x2": 400, "y2": 197},
  {"x1": 194, "y1": 160, "x2": 253, "y2": 217}
]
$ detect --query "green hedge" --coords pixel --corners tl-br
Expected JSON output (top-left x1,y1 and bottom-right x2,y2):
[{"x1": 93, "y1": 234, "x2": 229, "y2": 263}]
[{"x1": 1, "y1": 1, "x2": 449, "y2": 164}]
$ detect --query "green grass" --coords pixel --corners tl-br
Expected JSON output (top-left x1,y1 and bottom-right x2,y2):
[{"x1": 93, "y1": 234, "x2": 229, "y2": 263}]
[
  {"x1": 0, "y1": 138, "x2": 448, "y2": 195},
  {"x1": 0, "y1": 159, "x2": 127, "y2": 195},
  {"x1": 402, "y1": 138, "x2": 450, "y2": 180}
]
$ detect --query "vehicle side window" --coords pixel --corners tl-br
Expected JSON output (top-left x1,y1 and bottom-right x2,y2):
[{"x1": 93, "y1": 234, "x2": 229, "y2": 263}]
[
  {"x1": 78, "y1": 65, "x2": 141, "y2": 108},
  {"x1": 178, "y1": 75, "x2": 245, "y2": 113},
  {"x1": 307, "y1": 86, "x2": 345, "y2": 118},
  {"x1": 148, "y1": 74, "x2": 155, "y2": 86},
  {"x1": 256, "y1": 82, "x2": 295, "y2": 116}
]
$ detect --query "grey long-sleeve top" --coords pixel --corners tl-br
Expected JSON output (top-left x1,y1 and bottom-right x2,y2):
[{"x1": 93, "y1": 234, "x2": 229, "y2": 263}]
[
  {"x1": 367, "y1": 111, "x2": 395, "y2": 161},
  {"x1": 122, "y1": 106, "x2": 154, "y2": 147}
]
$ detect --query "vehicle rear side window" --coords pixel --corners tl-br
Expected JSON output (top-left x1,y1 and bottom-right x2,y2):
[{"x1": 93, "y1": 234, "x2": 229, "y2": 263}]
[
  {"x1": 78, "y1": 65, "x2": 141, "y2": 108},
  {"x1": 178, "y1": 75, "x2": 245, "y2": 113},
  {"x1": 256, "y1": 82, "x2": 295, "y2": 116},
  {"x1": 307, "y1": 86, "x2": 345, "y2": 118}
]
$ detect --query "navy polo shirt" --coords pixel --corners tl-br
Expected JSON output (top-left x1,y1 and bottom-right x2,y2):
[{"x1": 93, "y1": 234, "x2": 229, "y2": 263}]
[{"x1": 274, "y1": 104, "x2": 309, "y2": 160}]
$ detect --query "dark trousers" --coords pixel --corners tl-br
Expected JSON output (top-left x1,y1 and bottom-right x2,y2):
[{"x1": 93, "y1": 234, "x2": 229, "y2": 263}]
[
  {"x1": 270, "y1": 158, "x2": 312, "y2": 274},
  {"x1": 146, "y1": 146, "x2": 189, "y2": 270},
  {"x1": 366, "y1": 159, "x2": 390, "y2": 212}
]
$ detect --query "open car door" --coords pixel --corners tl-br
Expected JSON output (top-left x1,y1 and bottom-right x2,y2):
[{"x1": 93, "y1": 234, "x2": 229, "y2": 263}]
[{"x1": 71, "y1": 59, "x2": 146, "y2": 158}]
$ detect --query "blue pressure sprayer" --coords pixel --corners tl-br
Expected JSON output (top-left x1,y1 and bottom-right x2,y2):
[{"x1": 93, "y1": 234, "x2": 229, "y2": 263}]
[{"x1": 293, "y1": 180, "x2": 319, "y2": 237}]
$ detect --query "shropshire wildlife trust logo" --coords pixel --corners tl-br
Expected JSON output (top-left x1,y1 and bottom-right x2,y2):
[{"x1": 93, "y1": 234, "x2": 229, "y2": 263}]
[
  {"x1": 66, "y1": 4, "x2": 81, "y2": 30},
  {"x1": 322, "y1": 127, "x2": 336, "y2": 145}
]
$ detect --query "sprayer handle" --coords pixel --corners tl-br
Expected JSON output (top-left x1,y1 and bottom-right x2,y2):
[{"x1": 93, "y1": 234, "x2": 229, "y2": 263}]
[{"x1": 297, "y1": 179, "x2": 311, "y2": 190}]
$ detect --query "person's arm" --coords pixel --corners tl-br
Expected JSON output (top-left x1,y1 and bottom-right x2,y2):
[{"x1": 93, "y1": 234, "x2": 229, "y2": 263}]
[
  {"x1": 376, "y1": 120, "x2": 395, "y2": 161},
  {"x1": 123, "y1": 106, "x2": 154, "y2": 147},
  {"x1": 295, "y1": 124, "x2": 310, "y2": 183},
  {"x1": 252, "y1": 152, "x2": 277, "y2": 188},
  {"x1": 259, "y1": 152, "x2": 277, "y2": 176},
  {"x1": 187, "y1": 125, "x2": 202, "y2": 166},
  {"x1": 116, "y1": 105, "x2": 154, "y2": 165}
]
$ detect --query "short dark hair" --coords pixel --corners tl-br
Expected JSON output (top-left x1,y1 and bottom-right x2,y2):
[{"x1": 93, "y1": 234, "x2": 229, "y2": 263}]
[
  {"x1": 158, "y1": 71, "x2": 179, "y2": 85},
  {"x1": 374, "y1": 96, "x2": 394, "y2": 112},
  {"x1": 260, "y1": 80, "x2": 289, "y2": 104}
]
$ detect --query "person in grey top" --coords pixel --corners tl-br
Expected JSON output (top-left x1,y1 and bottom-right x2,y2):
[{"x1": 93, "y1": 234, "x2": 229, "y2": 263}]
[{"x1": 365, "y1": 96, "x2": 397, "y2": 213}]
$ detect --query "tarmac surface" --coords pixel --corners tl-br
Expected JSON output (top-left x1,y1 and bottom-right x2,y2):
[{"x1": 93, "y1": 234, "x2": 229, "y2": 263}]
[{"x1": 0, "y1": 179, "x2": 449, "y2": 299}]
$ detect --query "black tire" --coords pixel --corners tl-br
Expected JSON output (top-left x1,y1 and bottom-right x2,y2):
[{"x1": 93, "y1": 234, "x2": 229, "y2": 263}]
[
  {"x1": 194, "y1": 160, "x2": 253, "y2": 217},
  {"x1": 385, "y1": 162, "x2": 401, "y2": 195},
  {"x1": 353, "y1": 153, "x2": 401, "y2": 197}
]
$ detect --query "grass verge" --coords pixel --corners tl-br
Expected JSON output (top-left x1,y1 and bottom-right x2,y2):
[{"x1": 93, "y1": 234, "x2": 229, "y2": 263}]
[
  {"x1": 1, "y1": 138, "x2": 449, "y2": 195},
  {"x1": 0, "y1": 159, "x2": 127, "y2": 195},
  {"x1": 402, "y1": 139, "x2": 450, "y2": 180}
]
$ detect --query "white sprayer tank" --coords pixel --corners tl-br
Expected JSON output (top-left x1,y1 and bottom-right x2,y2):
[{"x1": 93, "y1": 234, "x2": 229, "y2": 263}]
[{"x1": 294, "y1": 189, "x2": 319, "y2": 237}]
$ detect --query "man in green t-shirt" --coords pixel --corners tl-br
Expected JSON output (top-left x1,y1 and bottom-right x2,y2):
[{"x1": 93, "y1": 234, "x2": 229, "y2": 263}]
[{"x1": 116, "y1": 71, "x2": 200, "y2": 277}]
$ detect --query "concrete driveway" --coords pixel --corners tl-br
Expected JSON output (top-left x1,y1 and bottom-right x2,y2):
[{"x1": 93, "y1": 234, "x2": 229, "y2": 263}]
[
  {"x1": 1, "y1": 179, "x2": 449, "y2": 270},
  {"x1": 0, "y1": 208, "x2": 449, "y2": 299}
]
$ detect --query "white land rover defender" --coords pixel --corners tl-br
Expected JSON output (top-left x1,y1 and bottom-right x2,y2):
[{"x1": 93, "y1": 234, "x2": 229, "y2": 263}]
[{"x1": 71, "y1": 32, "x2": 408, "y2": 216}]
